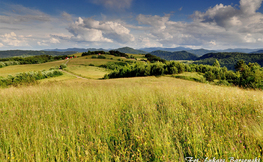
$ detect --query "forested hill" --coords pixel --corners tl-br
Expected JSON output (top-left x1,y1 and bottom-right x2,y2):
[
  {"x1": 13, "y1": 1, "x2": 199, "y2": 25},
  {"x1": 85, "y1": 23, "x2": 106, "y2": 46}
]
[
  {"x1": 187, "y1": 49, "x2": 216, "y2": 56},
  {"x1": 150, "y1": 50, "x2": 198, "y2": 60},
  {"x1": 0, "y1": 50, "x2": 76, "y2": 58},
  {"x1": 250, "y1": 50, "x2": 263, "y2": 54},
  {"x1": 114, "y1": 47, "x2": 147, "y2": 54},
  {"x1": 195, "y1": 52, "x2": 263, "y2": 70}
]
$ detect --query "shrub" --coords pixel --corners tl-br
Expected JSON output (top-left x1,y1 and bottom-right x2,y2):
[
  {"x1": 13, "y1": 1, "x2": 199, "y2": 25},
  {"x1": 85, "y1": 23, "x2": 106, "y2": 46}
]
[
  {"x1": 98, "y1": 55, "x2": 106, "y2": 59},
  {"x1": 0, "y1": 62, "x2": 6, "y2": 68},
  {"x1": 0, "y1": 70, "x2": 63, "y2": 87},
  {"x1": 204, "y1": 71, "x2": 216, "y2": 82},
  {"x1": 60, "y1": 64, "x2": 67, "y2": 69},
  {"x1": 215, "y1": 80, "x2": 230, "y2": 86}
]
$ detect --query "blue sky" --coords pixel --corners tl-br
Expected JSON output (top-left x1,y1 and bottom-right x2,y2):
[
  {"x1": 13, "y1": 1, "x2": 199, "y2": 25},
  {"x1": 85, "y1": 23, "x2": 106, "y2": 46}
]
[{"x1": 0, "y1": 0, "x2": 263, "y2": 50}]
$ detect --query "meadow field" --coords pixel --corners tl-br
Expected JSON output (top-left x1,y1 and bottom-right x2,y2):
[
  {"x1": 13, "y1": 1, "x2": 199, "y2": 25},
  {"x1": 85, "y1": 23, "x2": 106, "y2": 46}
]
[
  {"x1": 0, "y1": 75, "x2": 263, "y2": 161},
  {"x1": 0, "y1": 60, "x2": 67, "y2": 78},
  {"x1": 0, "y1": 53, "x2": 263, "y2": 161}
]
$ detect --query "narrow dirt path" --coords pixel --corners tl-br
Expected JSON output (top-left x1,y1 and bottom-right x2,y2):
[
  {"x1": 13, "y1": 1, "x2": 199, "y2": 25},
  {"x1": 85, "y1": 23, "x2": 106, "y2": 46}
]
[
  {"x1": 60, "y1": 58, "x2": 89, "y2": 80},
  {"x1": 59, "y1": 69, "x2": 89, "y2": 80}
]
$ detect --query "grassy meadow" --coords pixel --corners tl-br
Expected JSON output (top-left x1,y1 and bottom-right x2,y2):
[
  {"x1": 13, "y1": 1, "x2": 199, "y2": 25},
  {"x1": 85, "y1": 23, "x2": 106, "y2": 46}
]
[
  {"x1": 0, "y1": 53, "x2": 263, "y2": 161},
  {"x1": 0, "y1": 60, "x2": 67, "y2": 77},
  {"x1": 0, "y1": 76, "x2": 263, "y2": 161}
]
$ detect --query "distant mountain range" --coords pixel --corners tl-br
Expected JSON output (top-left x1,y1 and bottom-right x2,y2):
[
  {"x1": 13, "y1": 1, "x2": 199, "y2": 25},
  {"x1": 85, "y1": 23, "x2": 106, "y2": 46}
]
[
  {"x1": 217, "y1": 48, "x2": 260, "y2": 53},
  {"x1": 0, "y1": 50, "x2": 76, "y2": 58},
  {"x1": 250, "y1": 50, "x2": 263, "y2": 54},
  {"x1": 1, "y1": 46, "x2": 263, "y2": 59},
  {"x1": 44, "y1": 47, "x2": 263, "y2": 55},
  {"x1": 139, "y1": 47, "x2": 192, "y2": 52},
  {"x1": 44, "y1": 48, "x2": 108, "y2": 52}
]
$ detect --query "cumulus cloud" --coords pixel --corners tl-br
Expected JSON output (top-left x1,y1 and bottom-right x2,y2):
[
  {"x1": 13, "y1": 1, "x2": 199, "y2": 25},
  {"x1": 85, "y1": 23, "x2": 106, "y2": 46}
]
[
  {"x1": 67, "y1": 17, "x2": 134, "y2": 43},
  {"x1": 2, "y1": 0, "x2": 263, "y2": 50},
  {"x1": 37, "y1": 37, "x2": 61, "y2": 46},
  {"x1": 240, "y1": 0, "x2": 263, "y2": 15},
  {"x1": 137, "y1": 14, "x2": 170, "y2": 30},
  {"x1": 0, "y1": 32, "x2": 29, "y2": 47},
  {"x1": 133, "y1": 0, "x2": 263, "y2": 49},
  {"x1": 193, "y1": 0, "x2": 263, "y2": 31},
  {"x1": 90, "y1": 0, "x2": 133, "y2": 9}
]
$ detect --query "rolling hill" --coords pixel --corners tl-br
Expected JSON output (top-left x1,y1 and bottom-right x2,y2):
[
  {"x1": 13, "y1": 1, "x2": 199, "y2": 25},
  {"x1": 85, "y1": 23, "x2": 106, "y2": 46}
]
[
  {"x1": 195, "y1": 52, "x2": 263, "y2": 70},
  {"x1": 114, "y1": 47, "x2": 147, "y2": 54},
  {"x1": 140, "y1": 47, "x2": 193, "y2": 52},
  {"x1": 0, "y1": 50, "x2": 76, "y2": 58},
  {"x1": 150, "y1": 50, "x2": 198, "y2": 60},
  {"x1": 250, "y1": 50, "x2": 263, "y2": 54},
  {"x1": 187, "y1": 49, "x2": 216, "y2": 56},
  {"x1": 44, "y1": 48, "x2": 109, "y2": 52}
]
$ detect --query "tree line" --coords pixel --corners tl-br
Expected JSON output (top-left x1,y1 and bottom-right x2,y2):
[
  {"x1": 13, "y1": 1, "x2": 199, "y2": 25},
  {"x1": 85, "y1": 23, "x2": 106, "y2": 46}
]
[
  {"x1": 82, "y1": 50, "x2": 129, "y2": 57},
  {"x1": 0, "y1": 55, "x2": 68, "y2": 65},
  {"x1": 104, "y1": 59, "x2": 263, "y2": 89},
  {"x1": 195, "y1": 52, "x2": 263, "y2": 70},
  {"x1": 0, "y1": 69, "x2": 63, "y2": 87}
]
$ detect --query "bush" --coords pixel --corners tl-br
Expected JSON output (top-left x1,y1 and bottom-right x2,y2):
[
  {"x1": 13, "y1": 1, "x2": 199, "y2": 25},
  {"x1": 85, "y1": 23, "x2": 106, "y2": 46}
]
[
  {"x1": 204, "y1": 71, "x2": 216, "y2": 82},
  {"x1": 98, "y1": 55, "x2": 106, "y2": 59},
  {"x1": 215, "y1": 80, "x2": 230, "y2": 86},
  {"x1": 0, "y1": 70, "x2": 63, "y2": 87},
  {"x1": 89, "y1": 64, "x2": 95, "y2": 66},
  {"x1": 92, "y1": 56, "x2": 97, "y2": 59},
  {"x1": 60, "y1": 64, "x2": 67, "y2": 69}
]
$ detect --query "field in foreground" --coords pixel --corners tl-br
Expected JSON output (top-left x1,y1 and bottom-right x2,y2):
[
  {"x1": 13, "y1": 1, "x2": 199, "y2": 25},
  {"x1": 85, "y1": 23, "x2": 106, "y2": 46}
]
[{"x1": 0, "y1": 77, "x2": 262, "y2": 161}]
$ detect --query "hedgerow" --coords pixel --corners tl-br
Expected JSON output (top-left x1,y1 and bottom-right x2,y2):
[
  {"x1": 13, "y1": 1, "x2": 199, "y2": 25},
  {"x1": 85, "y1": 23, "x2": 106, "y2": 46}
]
[{"x1": 0, "y1": 69, "x2": 63, "y2": 87}]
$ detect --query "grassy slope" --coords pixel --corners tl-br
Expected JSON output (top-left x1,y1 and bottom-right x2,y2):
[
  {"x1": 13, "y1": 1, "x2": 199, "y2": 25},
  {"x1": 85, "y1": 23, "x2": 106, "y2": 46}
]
[
  {"x1": 0, "y1": 77, "x2": 263, "y2": 161},
  {"x1": 64, "y1": 54, "x2": 140, "y2": 79},
  {"x1": 0, "y1": 60, "x2": 67, "y2": 77},
  {"x1": 0, "y1": 53, "x2": 263, "y2": 161}
]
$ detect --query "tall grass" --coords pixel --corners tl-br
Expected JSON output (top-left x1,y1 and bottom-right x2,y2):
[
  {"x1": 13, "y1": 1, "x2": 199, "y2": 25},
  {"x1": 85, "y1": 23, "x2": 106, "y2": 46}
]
[{"x1": 0, "y1": 77, "x2": 262, "y2": 161}]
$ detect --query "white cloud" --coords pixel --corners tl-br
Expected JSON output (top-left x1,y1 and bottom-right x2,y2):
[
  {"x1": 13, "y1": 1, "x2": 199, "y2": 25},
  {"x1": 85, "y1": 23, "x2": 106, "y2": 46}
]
[
  {"x1": 240, "y1": 0, "x2": 263, "y2": 15},
  {"x1": 37, "y1": 41, "x2": 48, "y2": 46},
  {"x1": 2, "y1": 1, "x2": 263, "y2": 50},
  {"x1": 209, "y1": 40, "x2": 217, "y2": 46},
  {"x1": 90, "y1": 0, "x2": 133, "y2": 9},
  {"x1": 50, "y1": 38, "x2": 60, "y2": 44},
  {"x1": 0, "y1": 32, "x2": 29, "y2": 47},
  {"x1": 37, "y1": 37, "x2": 61, "y2": 46},
  {"x1": 137, "y1": 14, "x2": 170, "y2": 30},
  {"x1": 67, "y1": 17, "x2": 134, "y2": 43},
  {"x1": 132, "y1": 0, "x2": 263, "y2": 49}
]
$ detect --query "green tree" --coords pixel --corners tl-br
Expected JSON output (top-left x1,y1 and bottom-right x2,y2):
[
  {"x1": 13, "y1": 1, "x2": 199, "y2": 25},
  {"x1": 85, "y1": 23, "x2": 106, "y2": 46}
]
[
  {"x1": 204, "y1": 71, "x2": 215, "y2": 82},
  {"x1": 234, "y1": 60, "x2": 246, "y2": 72},
  {"x1": 213, "y1": 59, "x2": 220, "y2": 67}
]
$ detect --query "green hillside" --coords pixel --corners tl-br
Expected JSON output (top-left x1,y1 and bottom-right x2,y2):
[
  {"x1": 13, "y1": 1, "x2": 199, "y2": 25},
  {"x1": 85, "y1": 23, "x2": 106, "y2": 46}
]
[
  {"x1": 195, "y1": 52, "x2": 263, "y2": 70},
  {"x1": 0, "y1": 50, "x2": 76, "y2": 58},
  {"x1": 114, "y1": 47, "x2": 147, "y2": 54},
  {"x1": 150, "y1": 50, "x2": 198, "y2": 60},
  {"x1": 0, "y1": 50, "x2": 263, "y2": 161},
  {"x1": 187, "y1": 49, "x2": 216, "y2": 56}
]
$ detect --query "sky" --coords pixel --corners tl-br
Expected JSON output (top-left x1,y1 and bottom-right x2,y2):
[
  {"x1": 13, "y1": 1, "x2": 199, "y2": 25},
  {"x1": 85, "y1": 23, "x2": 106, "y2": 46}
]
[{"x1": 0, "y1": 0, "x2": 263, "y2": 50}]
